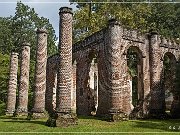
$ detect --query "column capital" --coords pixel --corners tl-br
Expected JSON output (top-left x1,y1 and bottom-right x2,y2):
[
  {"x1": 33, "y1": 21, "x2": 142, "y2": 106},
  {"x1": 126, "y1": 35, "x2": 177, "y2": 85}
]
[
  {"x1": 108, "y1": 18, "x2": 121, "y2": 26},
  {"x1": 36, "y1": 28, "x2": 48, "y2": 34},
  {"x1": 11, "y1": 51, "x2": 19, "y2": 56},
  {"x1": 148, "y1": 29, "x2": 159, "y2": 36},
  {"x1": 59, "y1": 7, "x2": 73, "y2": 15},
  {"x1": 22, "y1": 42, "x2": 31, "y2": 47}
]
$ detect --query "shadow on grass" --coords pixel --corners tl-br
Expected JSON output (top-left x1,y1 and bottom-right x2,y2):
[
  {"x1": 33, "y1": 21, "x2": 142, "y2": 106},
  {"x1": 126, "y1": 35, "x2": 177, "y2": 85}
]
[
  {"x1": 133, "y1": 119, "x2": 180, "y2": 132},
  {"x1": 0, "y1": 115, "x2": 46, "y2": 126},
  {"x1": 0, "y1": 116, "x2": 28, "y2": 120},
  {"x1": 4, "y1": 120, "x2": 46, "y2": 126},
  {"x1": 78, "y1": 115, "x2": 108, "y2": 121}
]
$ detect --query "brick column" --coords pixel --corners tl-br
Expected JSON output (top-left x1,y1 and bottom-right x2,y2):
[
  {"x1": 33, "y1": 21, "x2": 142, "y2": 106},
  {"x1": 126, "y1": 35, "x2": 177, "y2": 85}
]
[
  {"x1": 106, "y1": 19, "x2": 128, "y2": 121},
  {"x1": 55, "y1": 7, "x2": 77, "y2": 127},
  {"x1": 32, "y1": 28, "x2": 47, "y2": 118},
  {"x1": 6, "y1": 52, "x2": 19, "y2": 116},
  {"x1": 16, "y1": 42, "x2": 30, "y2": 116},
  {"x1": 149, "y1": 32, "x2": 164, "y2": 117},
  {"x1": 142, "y1": 34, "x2": 151, "y2": 118}
]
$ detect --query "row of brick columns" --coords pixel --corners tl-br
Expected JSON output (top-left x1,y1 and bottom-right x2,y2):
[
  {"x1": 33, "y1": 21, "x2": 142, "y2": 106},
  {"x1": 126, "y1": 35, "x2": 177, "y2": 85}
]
[
  {"x1": 6, "y1": 29, "x2": 47, "y2": 116},
  {"x1": 6, "y1": 6, "x2": 77, "y2": 126}
]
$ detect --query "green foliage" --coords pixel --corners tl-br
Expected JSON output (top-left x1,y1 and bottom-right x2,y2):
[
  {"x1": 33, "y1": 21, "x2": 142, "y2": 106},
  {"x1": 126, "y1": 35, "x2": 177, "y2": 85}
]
[
  {"x1": 0, "y1": 53, "x2": 9, "y2": 115},
  {"x1": 0, "y1": 103, "x2": 6, "y2": 116},
  {"x1": 72, "y1": 1, "x2": 180, "y2": 42},
  {"x1": 0, "y1": 17, "x2": 13, "y2": 54},
  {"x1": 0, "y1": 53, "x2": 10, "y2": 103},
  {"x1": 11, "y1": 2, "x2": 57, "y2": 59},
  {"x1": 127, "y1": 49, "x2": 139, "y2": 106}
]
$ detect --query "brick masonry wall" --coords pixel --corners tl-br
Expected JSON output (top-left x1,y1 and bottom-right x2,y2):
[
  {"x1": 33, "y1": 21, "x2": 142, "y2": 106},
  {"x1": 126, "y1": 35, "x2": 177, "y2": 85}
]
[
  {"x1": 46, "y1": 20, "x2": 180, "y2": 118},
  {"x1": 46, "y1": 55, "x2": 58, "y2": 113}
]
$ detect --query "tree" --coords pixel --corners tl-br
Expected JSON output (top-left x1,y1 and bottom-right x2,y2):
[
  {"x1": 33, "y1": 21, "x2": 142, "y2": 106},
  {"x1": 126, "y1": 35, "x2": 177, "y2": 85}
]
[
  {"x1": 71, "y1": 1, "x2": 180, "y2": 42},
  {"x1": 0, "y1": 53, "x2": 9, "y2": 115},
  {"x1": 0, "y1": 17, "x2": 14, "y2": 54},
  {"x1": 11, "y1": 2, "x2": 57, "y2": 59}
]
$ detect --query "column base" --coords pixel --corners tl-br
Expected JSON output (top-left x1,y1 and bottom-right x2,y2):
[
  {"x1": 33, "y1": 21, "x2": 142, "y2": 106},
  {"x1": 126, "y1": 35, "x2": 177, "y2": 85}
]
[
  {"x1": 170, "y1": 99, "x2": 180, "y2": 118},
  {"x1": 5, "y1": 109, "x2": 15, "y2": 116},
  {"x1": 14, "y1": 108, "x2": 28, "y2": 117},
  {"x1": 5, "y1": 112, "x2": 14, "y2": 116},
  {"x1": 108, "y1": 109, "x2": 128, "y2": 122},
  {"x1": 129, "y1": 106, "x2": 144, "y2": 120},
  {"x1": 14, "y1": 112, "x2": 28, "y2": 117},
  {"x1": 31, "y1": 112, "x2": 47, "y2": 119},
  {"x1": 46, "y1": 112, "x2": 78, "y2": 127},
  {"x1": 149, "y1": 109, "x2": 169, "y2": 119}
]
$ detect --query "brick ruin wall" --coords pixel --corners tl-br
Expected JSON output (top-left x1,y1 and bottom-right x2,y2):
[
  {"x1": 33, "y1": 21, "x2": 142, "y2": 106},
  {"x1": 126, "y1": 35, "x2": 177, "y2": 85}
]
[{"x1": 45, "y1": 21, "x2": 180, "y2": 117}]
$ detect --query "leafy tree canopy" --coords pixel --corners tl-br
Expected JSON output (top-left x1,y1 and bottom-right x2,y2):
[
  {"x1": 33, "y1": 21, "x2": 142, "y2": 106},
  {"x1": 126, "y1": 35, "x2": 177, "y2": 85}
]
[
  {"x1": 0, "y1": 1, "x2": 57, "y2": 58},
  {"x1": 71, "y1": 0, "x2": 180, "y2": 43}
]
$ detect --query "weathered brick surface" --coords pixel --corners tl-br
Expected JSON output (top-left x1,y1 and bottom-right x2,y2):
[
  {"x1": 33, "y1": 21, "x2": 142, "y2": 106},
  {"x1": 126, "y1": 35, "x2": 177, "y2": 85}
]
[
  {"x1": 6, "y1": 52, "x2": 19, "y2": 115},
  {"x1": 45, "y1": 55, "x2": 58, "y2": 113},
  {"x1": 45, "y1": 18, "x2": 180, "y2": 119},
  {"x1": 56, "y1": 7, "x2": 73, "y2": 113},
  {"x1": 16, "y1": 42, "x2": 30, "y2": 116},
  {"x1": 54, "y1": 7, "x2": 77, "y2": 127},
  {"x1": 149, "y1": 33, "x2": 164, "y2": 113},
  {"x1": 32, "y1": 28, "x2": 48, "y2": 118}
]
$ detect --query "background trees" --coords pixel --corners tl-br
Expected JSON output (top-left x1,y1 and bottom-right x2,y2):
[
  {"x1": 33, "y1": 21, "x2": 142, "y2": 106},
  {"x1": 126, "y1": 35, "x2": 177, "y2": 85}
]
[{"x1": 71, "y1": 0, "x2": 180, "y2": 43}]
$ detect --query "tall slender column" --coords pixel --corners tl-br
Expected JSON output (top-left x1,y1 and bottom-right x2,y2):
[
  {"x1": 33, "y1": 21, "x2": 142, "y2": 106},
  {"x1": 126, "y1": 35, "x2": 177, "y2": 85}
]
[
  {"x1": 149, "y1": 32, "x2": 164, "y2": 116},
  {"x1": 16, "y1": 42, "x2": 30, "y2": 116},
  {"x1": 55, "y1": 7, "x2": 77, "y2": 127},
  {"x1": 32, "y1": 28, "x2": 47, "y2": 118},
  {"x1": 6, "y1": 52, "x2": 19, "y2": 116}
]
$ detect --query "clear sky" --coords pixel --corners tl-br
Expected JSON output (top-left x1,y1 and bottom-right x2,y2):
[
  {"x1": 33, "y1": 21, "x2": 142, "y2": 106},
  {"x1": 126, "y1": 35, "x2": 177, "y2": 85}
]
[{"x1": 0, "y1": 0, "x2": 77, "y2": 41}]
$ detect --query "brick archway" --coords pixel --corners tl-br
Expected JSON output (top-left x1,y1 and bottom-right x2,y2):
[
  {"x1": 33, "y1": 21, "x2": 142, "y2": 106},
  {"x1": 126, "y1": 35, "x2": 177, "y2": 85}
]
[
  {"x1": 162, "y1": 52, "x2": 177, "y2": 116},
  {"x1": 126, "y1": 46, "x2": 144, "y2": 110}
]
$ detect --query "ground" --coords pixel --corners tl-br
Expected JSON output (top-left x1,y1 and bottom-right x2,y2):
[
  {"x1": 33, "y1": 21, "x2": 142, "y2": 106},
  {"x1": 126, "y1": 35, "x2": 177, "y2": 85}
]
[{"x1": 0, "y1": 116, "x2": 180, "y2": 134}]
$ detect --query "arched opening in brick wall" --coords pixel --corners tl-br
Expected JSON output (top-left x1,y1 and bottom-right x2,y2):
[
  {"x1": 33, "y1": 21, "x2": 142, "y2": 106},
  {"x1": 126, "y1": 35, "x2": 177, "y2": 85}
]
[
  {"x1": 87, "y1": 58, "x2": 98, "y2": 115},
  {"x1": 126, "y1": 46, "x2": 144, "y2": 110},
  {"x1": 87, "y1": 51, "x2": 98, "y2": 115},
  {"x1": 162, "y1": 52, "x2": 176, "y2": 116},
  {"x1": 76, "y1": 50, "x2": 99, "y2": 116}
]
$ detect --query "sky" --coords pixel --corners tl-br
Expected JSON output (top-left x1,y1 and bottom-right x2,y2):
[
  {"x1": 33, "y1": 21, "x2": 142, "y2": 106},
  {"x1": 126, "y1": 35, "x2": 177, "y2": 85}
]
[{"x1": 0, "y1": 0, "x2": 77, "y2": 40}]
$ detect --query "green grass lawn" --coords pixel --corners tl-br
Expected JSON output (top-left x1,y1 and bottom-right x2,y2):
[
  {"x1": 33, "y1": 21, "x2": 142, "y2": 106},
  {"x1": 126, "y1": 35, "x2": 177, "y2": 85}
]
[{"x1": 0, "y1": 115, "x2": 180, "y2": 134}]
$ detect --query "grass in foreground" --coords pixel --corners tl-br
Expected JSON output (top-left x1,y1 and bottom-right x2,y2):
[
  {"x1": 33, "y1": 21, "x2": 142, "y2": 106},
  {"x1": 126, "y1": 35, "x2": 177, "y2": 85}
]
[{"x1": 0, "y1": 115, "x2": 180, "y2": 134}]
